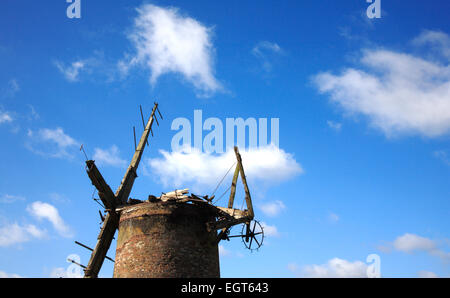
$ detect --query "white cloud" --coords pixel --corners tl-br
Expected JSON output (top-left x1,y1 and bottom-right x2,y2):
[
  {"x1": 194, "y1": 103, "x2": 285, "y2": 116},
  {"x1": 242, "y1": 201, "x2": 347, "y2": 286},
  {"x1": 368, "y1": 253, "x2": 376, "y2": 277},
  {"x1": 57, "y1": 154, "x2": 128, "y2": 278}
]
[
  {"x1": 387, "y1": 233, "x2": 450, "y2": 262},
  {"x1": 49, "y1": 267, "x2": 67, "y2": 278},
  {"x1": 417, "y1": 270, "x2": 439, "y2": 278},
  {"x1": 0, "y1": 270, "x2": 22, "y2": 278},
  {"x1": 26, "y1": 127, "x2": 79, "y2": 159},
  {"x1": 36, "y1": 127, "x2": 77, "y2": 148},
  {"x1": 413, "y1": 30, "x2": 450, "y2": 59},
  {"x1": 9, "y1": 79, "x2": 19, "y2": 92},
  {"x1": 252, "y1": 41, "x2": 282, "y2": 57},
  {"x1": 260, "y1": 222, "x2": 279, "y2": 237},
  {"x1": 258, "y1": 200, "x2": 286, "y2": 217},
  {"x1": 393, "y1": 233, "x2": 436, "y2": 253},
  {"x1": 55, "y1": 60, "x2": 86, "y2": 82},
  {"x1": 434, "y1": 150, "x2": 450, "y2": 166},
  {"x1": 287, "y1": 263, "x2": 299, "y2": 274},
  {"x1": 252, "y1": 41, "x2": 283, "y2": 73},
  {"x1": 50, "y1": 257, "x2": 83, "y2": 278},
  {"x1": 49, "y1": 266, "x2": 83, "y2": 278},
  {"x1": 0, "y1": 222, "x2": 46, "y2": 247},
  {"x1": 0, "y1": 110, "x2": 13, "y2": 124},
  {"x1": 55, "y1": 51, "x2": 119, "y2": 83},
  {"x1": 327, "y1": 120, "x2": 342, "y2": 132},
  {"x1": 50, "y1": 267, "x2": 82, "y2": 278},
  {"x1": 328, "y1": 212, "x2": 340, "y2": 223},
  {"x1": 93, "y1": 145, "x2": 127, "y2": 168},
  {"x1": 219, "y1": 245, "x2": 232, "y2": 257},
  {"x1": 0, "y1": 194, "x2": 25, "y2": 204},
  {"x1": 314, "y1": 30, "x2": 450, "y2": 138},
  {"x1": 121, "y1": 4, "x2": 222, "y2": 97},
  {"x1": 2, "y1": 79, "x2": 20, "y2": 98},
  {"x1": 27, "y1": 201, "x2": 73, "y2": 238},
  {"x1": 302, "y1": 258, "x2": 368, "y2": 278},
  {"x1": 49, "y1": 193, "x2": 70, "y2": 204},
  {"x1": 146, "y1": 145, "x2": 302, "y2": 192},
  {"x1": 27, "y1": 105, "x2": 40, "y2": 121}
]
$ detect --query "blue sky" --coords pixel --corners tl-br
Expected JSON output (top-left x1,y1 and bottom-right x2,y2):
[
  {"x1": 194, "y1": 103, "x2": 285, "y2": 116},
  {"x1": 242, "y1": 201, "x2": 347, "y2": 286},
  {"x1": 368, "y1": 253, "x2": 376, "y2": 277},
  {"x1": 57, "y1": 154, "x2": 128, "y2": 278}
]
[{"x1": 0, "y1": 0, "x2": 449, "y2": 278}]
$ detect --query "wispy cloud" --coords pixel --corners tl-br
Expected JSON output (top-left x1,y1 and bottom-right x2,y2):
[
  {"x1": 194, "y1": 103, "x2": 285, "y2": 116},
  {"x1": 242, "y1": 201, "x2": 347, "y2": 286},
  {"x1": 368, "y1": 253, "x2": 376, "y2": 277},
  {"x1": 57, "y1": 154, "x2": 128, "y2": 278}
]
[
  {"x1": 258, "y1": 200, "x2": 286, "y2": 217},
  {"x1": 26, "y1": 127, "x2": 79, "y2": 159},
  {"x1": 49, "y1": 193, "x2": 71, "y2": 204},
  {"x1": 218, "y1": 244, "x2": 245, "y2": 259},
  {"x1": 0, "y1": 270, "x2": 22, "y2": 278},
  {"x1": 287, "y1": 263, "x2": 300, "y2": 274},
  {"x1": 54, "y1": 60, "x2": 86, "y2": 82},
  {"x1": 434, "y1": 150, "x2": 450, "y2": 166},
  {"x1": 1, "y1": 79, "x2": 20, "y2": 98},
  {"x1": 49, "y1": 267, "x2": 68, "y2": 278},
  {"x1": 412, "y1": 29, "x2": 450, "y2": 59},
  {"x1": 417, "y1": 270, "x2": 439, "y2": 278},
  {"x1": 381, "y1": 233, "x2": 450, "y2": 262},
  {"x1": 327, "y1": 120, "x2": 342, "y2": 132},
  {"x1": 328, "y1": 212, "x2": 340, "y2": 223},
  {"x1": 54, "y1": 51, "x2": 119, "y2": 83},
  {"x1": 393, "y1": 233, "x2": 436, "y2": 253},
  {"x1": 252, "y1": 41, "x2": 282, "y2": 56},
  {"x1": 0, "y1": 222, "x2": 47, "y2": 247},
  {"x1": 93, "y1": 145, "x2": 127, "y2": 168},
  {"x1": 219, "y1": 245, "x2": 232, "y2": 257},
  {"x1": 27, "y1": 201, "x2": 73, "y2": 238},
  {"x1": 314, "y1": 30, "x2": 450, "y2": 138},
  {"x1": 120, "y1": 4, "x2": 222, "y2": 97},
  {"x1": 27, "y1": 105, "x2": 40, "y2": 121},
  {"x1": 49, "y1": 257, "x2": 83, "y2": 278},
  {"x1": 300, "y1": 258, "x2": 368, "y2": 278},
  {"x1": 0, "y1": 194, "x2": 25, "y2": 204},
  {"x1": 252, "y1": 41, "x2": 283, "y2": 73},
  {"x1": 7, "y1": 79, "x2": 19, "y2": 96},
  {"x1": 0, "y1": 110, "x2": 13, "y2": 124},
  {"x1": 260, "y1": 222, "x2": 279, "y2": 238}
]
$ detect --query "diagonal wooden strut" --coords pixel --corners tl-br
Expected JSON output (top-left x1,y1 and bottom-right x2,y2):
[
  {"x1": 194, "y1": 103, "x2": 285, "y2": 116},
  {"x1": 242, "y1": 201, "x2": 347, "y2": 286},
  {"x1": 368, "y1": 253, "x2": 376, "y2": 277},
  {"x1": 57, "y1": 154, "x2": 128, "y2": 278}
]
[
  {"x1": 115, "y1": 103, "x2": 159, "y2": 205},
  {"x1": 227, "y1": 163, "x2": 240, "y2": 209},
  {"x1": 84, "y1": 212, "x2": 118, "y2": 278},
  {"x1": 234, "y1": 146, "x2": 254, "y2": 243},
  {"x1": 84, "y1": 103, "x2": 160, "y2": 278},
  {"x1": 234, "y1": 146, "x2": 254, "y2": 219},
  {"x1": 86, "y1": 161, "x2": 117, "y2": 210},
  {"x1": 216, "y1": 146, "x2": 255, "y2": 241}
]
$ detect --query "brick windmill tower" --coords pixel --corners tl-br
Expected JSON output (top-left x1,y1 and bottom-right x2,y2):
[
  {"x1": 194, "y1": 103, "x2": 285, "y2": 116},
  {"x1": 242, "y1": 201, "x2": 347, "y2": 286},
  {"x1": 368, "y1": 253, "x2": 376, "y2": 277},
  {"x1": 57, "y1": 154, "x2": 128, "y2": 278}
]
[{"x1": 74, "y1": 102, "x2": 264, "y2": 278}]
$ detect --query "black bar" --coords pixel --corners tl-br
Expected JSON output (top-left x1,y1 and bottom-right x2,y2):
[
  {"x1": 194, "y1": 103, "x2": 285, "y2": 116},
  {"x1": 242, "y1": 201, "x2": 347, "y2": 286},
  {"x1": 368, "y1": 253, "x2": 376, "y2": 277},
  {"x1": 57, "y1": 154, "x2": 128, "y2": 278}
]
[
  {"x1": 133, "y1": 126, "x2": 137, "y2": 151},
  {"x1": 67, "y1": 258, "x2": 86, "y2": 269},
  {"x1": 156, "y1": 103, "x2": 163, "y2": 119},
  {"x1": 139, "y1": 105, "x2": 150, "y2": 146},
  {"x1": 75, "y1": 241, "x2": 115, "y2": 263}
]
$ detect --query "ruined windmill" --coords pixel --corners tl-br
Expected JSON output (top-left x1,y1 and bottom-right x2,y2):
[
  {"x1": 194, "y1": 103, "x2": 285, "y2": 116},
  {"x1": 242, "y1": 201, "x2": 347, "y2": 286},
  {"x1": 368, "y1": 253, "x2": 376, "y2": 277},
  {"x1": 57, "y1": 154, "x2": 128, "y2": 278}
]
[{"x1": 74, "y1": 102, "x2": 264, "y2": 278}]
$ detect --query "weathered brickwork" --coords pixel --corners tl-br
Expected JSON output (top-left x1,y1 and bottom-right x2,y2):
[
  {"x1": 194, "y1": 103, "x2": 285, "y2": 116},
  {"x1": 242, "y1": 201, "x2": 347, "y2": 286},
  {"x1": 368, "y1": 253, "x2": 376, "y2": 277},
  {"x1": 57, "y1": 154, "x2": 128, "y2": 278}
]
[{"x1": 113, "y1": 201, "x2": 220, "y2": 278}]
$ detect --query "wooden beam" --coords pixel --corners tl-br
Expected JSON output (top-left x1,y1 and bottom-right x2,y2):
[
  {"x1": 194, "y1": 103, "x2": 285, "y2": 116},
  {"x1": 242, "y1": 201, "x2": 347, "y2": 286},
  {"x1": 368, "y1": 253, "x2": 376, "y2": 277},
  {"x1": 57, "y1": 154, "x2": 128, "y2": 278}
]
[
  {"x1": 207, "y1": 216, "x2": 251, "y2": 232},
  {"x1": 84, "y1": 212, "x2": 118, "y2": 278},
  {"x1": 227, "y1": 164, "x2": 240, "y2": 209},
  {"x1": 216, "y1": 207, "x2": 248, "y2": 219},
  {"x1": 86, "y1": 160, "x2": 117, "y2": 210},
  {"x1": 234, "y1": 147, "x2": 254, "y2": 219},
  {"x1": 115, "y1": 104, "x2": 159, "y2": 204}
]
